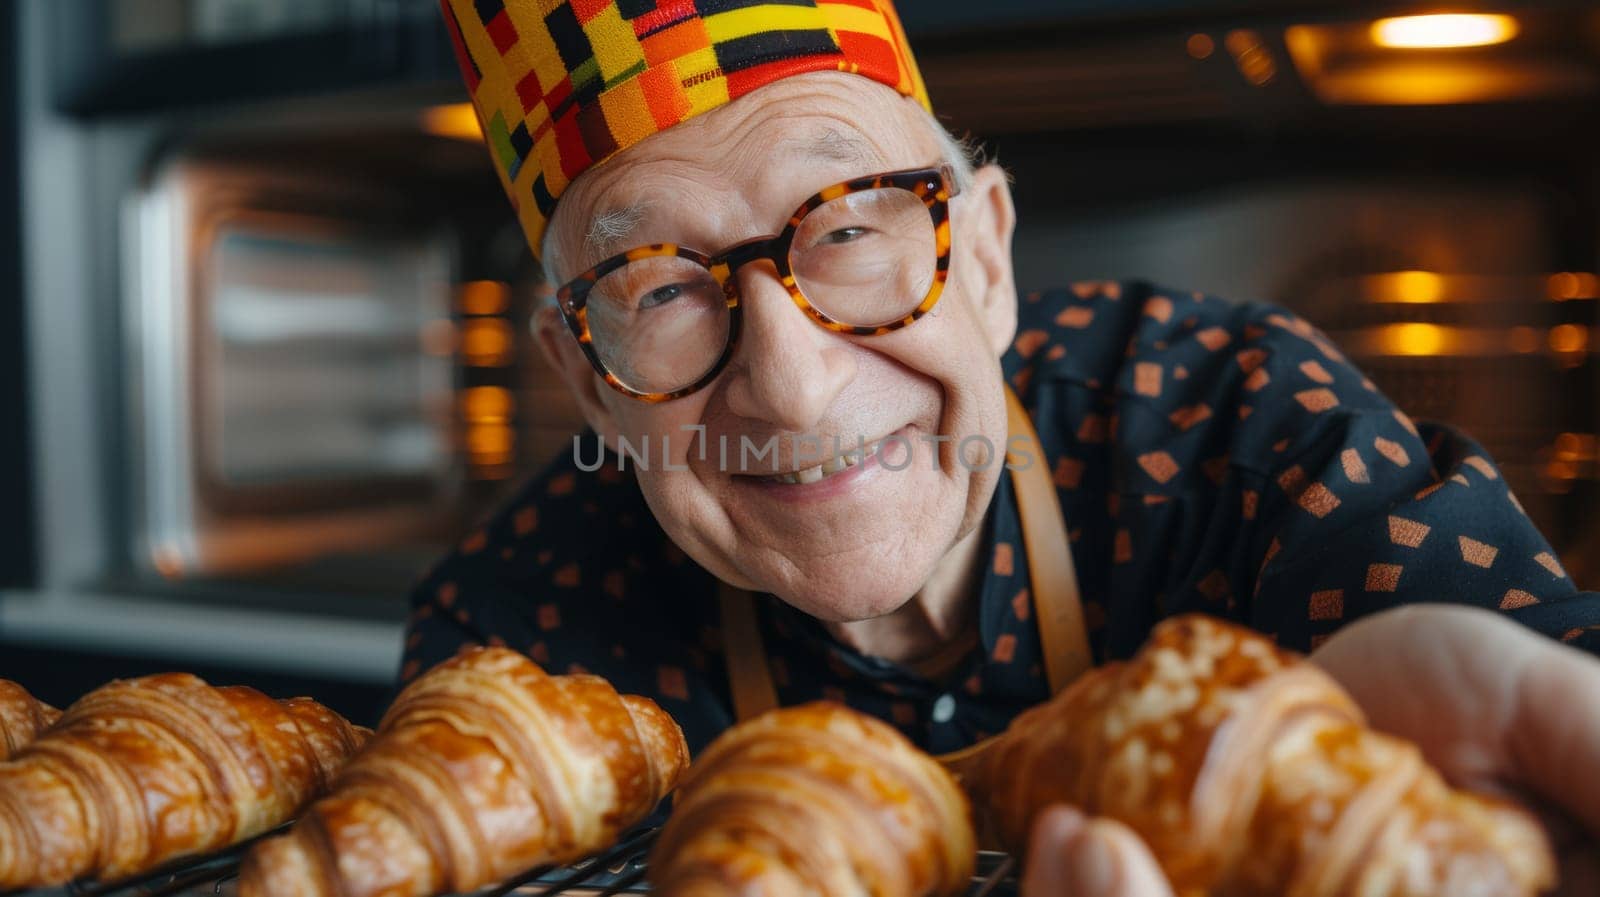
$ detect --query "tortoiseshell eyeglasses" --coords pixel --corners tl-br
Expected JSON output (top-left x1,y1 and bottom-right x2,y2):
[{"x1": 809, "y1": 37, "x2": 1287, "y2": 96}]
[{"x1": 554, "y1": 164, "x2": 959, "y2": 403}]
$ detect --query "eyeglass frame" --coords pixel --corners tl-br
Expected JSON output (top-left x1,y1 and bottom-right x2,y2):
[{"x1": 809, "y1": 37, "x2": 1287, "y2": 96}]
[{"x1": 553, "y1": 164, "x2": 960, "y2": 404}]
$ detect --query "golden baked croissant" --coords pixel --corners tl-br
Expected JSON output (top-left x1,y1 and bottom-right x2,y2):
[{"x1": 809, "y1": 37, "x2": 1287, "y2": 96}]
[
  {"x1": 239, "y1": 646, "x2": 689, "y2": 897},
  {"x1": 0, "y1": 673, "x2": 369, "y2": 889},
  {"x1": 956, "y1": 614, "x2": 1557, "y2": 897},
  {"x1": 650, "y1": 701, "x2": 976, "y2": 897},
  {"x1": 0, "y1": 679, "x2": 60, "y2": 759}
]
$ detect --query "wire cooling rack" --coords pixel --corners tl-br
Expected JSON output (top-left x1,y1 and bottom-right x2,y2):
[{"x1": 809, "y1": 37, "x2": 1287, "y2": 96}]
[{"x1": 11, "y1": 825, "x2": 1018, "y2": 897}]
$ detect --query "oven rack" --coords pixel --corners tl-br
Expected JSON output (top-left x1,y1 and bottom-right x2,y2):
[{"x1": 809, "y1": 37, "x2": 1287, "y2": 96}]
[{"x1": 11, "y1": 825, "x2": 1019, "y2": 897}]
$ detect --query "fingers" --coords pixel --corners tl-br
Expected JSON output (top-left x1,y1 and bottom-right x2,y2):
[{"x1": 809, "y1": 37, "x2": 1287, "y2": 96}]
[
  {"x1": 1023, "y1": 807, "x2": 1176, "y2": 897},
  {"x1": 1312, "y1": 604, "x2": 1600, "y2": 841},
  {"x1": 1511, "y1": 638, "x2": 1600, "y2": 841}
]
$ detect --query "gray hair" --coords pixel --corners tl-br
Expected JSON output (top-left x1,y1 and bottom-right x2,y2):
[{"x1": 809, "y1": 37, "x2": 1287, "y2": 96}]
[{"x1": 540, "y1": 108, "x2": 985, "y2": 290}]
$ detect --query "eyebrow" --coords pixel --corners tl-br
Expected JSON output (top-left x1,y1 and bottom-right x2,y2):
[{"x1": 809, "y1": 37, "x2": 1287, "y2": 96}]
[
  {"x1": 786, "y1": 127, "x2": 874, "y2": 166},
  {"x1": 583, "y1": 203, "x2": 651, "y2": 263},
  {"x1": 579, "y1": 129, "x2": 879, "y2": 261}
]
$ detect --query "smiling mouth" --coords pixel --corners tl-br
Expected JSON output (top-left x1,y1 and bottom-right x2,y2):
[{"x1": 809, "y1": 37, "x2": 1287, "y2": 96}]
[{"x1": 755, "y1": 433, "x2": 899, "y2": 486}]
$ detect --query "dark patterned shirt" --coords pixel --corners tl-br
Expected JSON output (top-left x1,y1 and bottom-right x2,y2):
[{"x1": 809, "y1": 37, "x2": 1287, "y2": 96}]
[{"x1": 401, "y1": 281, "x2": 1600, "y2": 755}]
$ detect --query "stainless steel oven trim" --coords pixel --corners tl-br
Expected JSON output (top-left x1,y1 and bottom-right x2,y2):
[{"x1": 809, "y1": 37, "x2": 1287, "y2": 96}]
[
  {"x1": 124, "y1": 157, "x2": 465, "y2": 578},
  {"x1": 127, "y1": 159, "x2": 200, "y2": 576}
]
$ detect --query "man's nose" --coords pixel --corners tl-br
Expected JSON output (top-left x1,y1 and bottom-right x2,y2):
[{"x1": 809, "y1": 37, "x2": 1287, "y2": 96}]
[{"x1": 720, "y1": 261, "x2": 856, "y2": 432}]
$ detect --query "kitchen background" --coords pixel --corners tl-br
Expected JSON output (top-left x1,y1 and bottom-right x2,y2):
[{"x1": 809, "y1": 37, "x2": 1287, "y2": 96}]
[{"x1": 0, "y1": 0, "x2": 1596, "y2": 728}]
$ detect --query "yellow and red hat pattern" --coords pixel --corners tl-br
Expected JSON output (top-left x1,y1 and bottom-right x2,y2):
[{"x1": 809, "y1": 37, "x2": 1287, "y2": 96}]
[{"x1": 439, "y1": 0, "x2": 931, "y2": 258}]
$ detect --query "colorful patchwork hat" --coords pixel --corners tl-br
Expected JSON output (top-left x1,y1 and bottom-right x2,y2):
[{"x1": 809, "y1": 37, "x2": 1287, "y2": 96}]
[{"x1": 438, "y1": 0, "x2": 931, "y2": 259}]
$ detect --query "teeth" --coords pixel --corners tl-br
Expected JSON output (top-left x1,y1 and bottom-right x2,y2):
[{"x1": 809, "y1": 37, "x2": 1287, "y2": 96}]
[{"x1": 762, "y1": 434, "x2": 893, "y2": 485}]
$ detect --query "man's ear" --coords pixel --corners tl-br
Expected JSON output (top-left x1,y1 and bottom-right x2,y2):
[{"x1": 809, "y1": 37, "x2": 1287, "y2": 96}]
[
  {"x1": 533, "y1": 302, "x2": 621, "y2": 445},
  {"x1": 957, "y1": 162, "x2": 1019, "y2": 358}
]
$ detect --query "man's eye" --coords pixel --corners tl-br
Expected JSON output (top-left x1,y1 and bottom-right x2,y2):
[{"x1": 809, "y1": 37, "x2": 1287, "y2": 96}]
[
  {"x1": 638, "y1": 284, "x2": 683, "y2": 309},
  {"x1": 820, "y1": 227, "x2": 869, "y2": 245}
]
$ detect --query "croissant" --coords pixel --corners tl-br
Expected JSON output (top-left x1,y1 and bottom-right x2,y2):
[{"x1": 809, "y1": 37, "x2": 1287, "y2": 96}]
[
  {"x1": 239, "y1": 646, "x2": 689, "y2": 897},
  {"x1": 0, "y1": 679, "x2": 60, "y2": 759},
  {"x1": 957, "y1": 614, "x2": 1557, "y2": 897},
  {"x1": 650, "y1": 701, "x2": 976, "y2": 897},
  {"x1": 0, "y1": 673, "x2": 369, "y2": 889}
]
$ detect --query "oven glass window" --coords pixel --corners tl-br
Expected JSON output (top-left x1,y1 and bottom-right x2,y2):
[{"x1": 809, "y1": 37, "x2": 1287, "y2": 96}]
[{"x1": 207, "y1": 225, "x2": 452, "y2": 486}]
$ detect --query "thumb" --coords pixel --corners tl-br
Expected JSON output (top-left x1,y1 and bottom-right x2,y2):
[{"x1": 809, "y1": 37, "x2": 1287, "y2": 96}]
[
  {"x1": 1510, "y1": 637, "x2": 1600, "y2": 840},
  {"x1": 1024, "y1": 807, "x2": 1176, "y2": 897}
]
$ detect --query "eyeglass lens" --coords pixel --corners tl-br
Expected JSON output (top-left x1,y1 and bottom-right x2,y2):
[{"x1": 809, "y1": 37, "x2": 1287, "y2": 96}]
[{"x1": 583, "y1": 186, "x2": 937, "y2": 395}]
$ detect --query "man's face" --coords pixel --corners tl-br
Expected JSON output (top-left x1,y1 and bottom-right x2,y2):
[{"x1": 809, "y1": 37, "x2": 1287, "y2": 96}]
[{"x1": 540, "y1": 71, "x2": 1019, "y2": 623}]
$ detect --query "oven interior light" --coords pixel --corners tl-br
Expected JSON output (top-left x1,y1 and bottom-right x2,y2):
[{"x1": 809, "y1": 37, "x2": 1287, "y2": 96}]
[
  {"x1": 1365, "y1": 271, "x2": 1446, "y2": 303},
  {"x1": 467, "y1": 423, "x2": 516, "y2": 465},
  {"x1": 459, "y1": 280, "x2": 510, "y2": 315},
  {"x1": 463, "y1": 386, "x2": 515, "y2": 423},
  {"x1": 1381, "y1": 322, "x2": 1448, "y2": 356},
  {"x1": 1226, "y1": 29, "x2": 1278, "y2": 86},
  {"x1": 424, "y1": 103, "x2": 484, "y2": 142},
  {"x1": 461, "y1": 318, "x2": 514, "y2": 366},
  {"x1": 1509, "y1": 326, "x2": 1541, "y2": 354},
  {"x1": 1549, "y1": 323, "x2": 1591, "y2": 355},
  {"x1": 1548, "y1": 272, "x2": 1600, "y2": 301},
  {"x1": 1545, "y1": 433, "x2": 1598, "y2": 494},
  {"x1": 1370, "y1": 14, "x2": 1520, "y2": 50},
  {"x1": 1286, "y1": 12, "x2": 1588, "y2": 106}
]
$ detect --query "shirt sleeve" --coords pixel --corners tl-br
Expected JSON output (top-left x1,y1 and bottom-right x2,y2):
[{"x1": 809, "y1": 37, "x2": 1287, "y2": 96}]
[{"x1": 1099, "y1": 289, "x2": 1600, "y2": 656}]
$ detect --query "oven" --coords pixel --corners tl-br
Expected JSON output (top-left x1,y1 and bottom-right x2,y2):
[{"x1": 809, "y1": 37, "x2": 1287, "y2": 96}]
[
  {"x1": 118, "y1": 113, "x2": 580, "y2": 591},
  {"x1": 2, "y1": 0, "x2": 588, "y2": 705}
]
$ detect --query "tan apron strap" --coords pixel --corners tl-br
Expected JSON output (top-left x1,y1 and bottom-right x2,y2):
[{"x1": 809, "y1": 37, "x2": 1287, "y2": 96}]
[
  {"x1": 718, "y1": 383, "x2": 1090, "y2": 722},
  {"x1": 1003, "y1": 384, "x2": 1093, "y2": 694},
  {"x1": 719, "y1": 580, "x2": 780, "y2": 722}
]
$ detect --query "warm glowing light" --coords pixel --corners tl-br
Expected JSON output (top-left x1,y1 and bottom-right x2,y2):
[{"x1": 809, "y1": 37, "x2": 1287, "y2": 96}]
[
  {"x1": 1549, "y1": 324, "x2": 1590, "y2": 355},
  {"x1": 1226, "y1": 30, "x2": 1277, "y2": 85},
  {"x1": 467, "y1": 424, "x2": 515, "y2": 464},
  {"x1": 424, "y1": 103, "x2": 484, "y2": 142},
  {"x1": 459, "y1": 280, "x2": 510, "y2": 315},
  {"x1": 1187, "y1": 34, "x2": 1215, "y2": 60},
  {"x1": 1548, "y1": 272, "x2": 1600, "y2": 300},
  {"x1": 1553, "y1": 432, "x2": 1597, "y2": 460},
  {"x1": 1379, "y1": 322, "x2": 1447, "y2": 356},
  {"x1": 1543, "y1": 456, "x2": 1578, "y2": 494},
  {"x1": 1371, "y1": 14, "x2": 1519, "y2": 50},
  {"x1": 1508, "y1": 325, "x2": 1541, "y2": 354},
  {"x1": 1366, "y1": 270, "x2": 1446, "y2": 303},
  {"x1": 1288, "y1": 16, "x2": 1584, "y2": 107},
  {"x1": 463, "y1": 386, "x2": 514, "y2": 422},
  {"x1": 461, "y1": 319, "x2": 513, "y2": 366}
]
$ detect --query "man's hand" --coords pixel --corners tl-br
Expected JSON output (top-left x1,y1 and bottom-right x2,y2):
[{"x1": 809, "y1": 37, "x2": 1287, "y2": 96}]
[
  {"x1": 1022, "y1": 807, "x2": 1174, "y2": 897},
  {"x1": 1020, "y1": 604, "x2": 1600, "y2": 896},
  {"x1": 1311, "y1": 603, "x2": 1600, "y2": 896}
]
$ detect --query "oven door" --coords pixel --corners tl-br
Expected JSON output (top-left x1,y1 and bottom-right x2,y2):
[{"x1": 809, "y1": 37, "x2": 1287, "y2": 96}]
[{"x1": 126, "y1": 156, "x2": 461, "y2": 578}]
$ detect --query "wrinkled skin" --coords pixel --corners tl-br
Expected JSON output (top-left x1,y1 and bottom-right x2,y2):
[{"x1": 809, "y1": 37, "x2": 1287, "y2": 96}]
[{"x1": 538, "y1": 71, "x2": 1019, "y2": 656}]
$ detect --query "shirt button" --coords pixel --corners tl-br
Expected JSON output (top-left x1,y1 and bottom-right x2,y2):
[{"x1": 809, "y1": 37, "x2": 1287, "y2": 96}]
[{"x1": 931, "y1": 693, "x2": 957, "y2": 724}]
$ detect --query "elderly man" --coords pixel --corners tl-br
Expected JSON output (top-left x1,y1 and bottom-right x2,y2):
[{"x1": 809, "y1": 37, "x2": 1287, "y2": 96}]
[{"x1": 409, "y1": 2, "x2": 1600, "y2": 894}]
